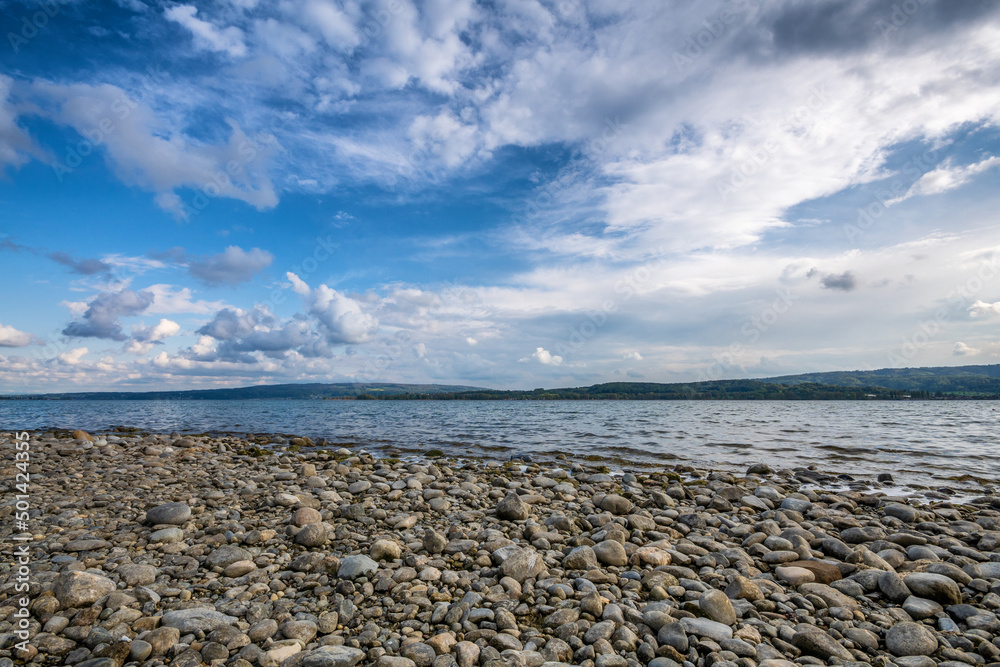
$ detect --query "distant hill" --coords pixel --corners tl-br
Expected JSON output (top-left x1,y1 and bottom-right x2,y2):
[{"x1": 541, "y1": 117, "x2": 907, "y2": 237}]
[
  {"x1": 5, "y1": 364, "x2": 1000, "y2": 400},
  {"x1": 4, "y1": 382, "x2": 484, "y2": 400},
  {"x1": 767, "y1": 365, "x2": 1000, "y2": 397},
  {"x1": 374, "y1": 379, "x2": 903, "y2": 400}
]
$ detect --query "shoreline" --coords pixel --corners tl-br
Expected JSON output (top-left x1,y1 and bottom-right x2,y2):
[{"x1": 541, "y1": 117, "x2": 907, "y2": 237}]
[
  {"x1": 1, "y1": 429, "x2": 1000, "y2": 667},
  {"x1": 13, "y1": 425, "x2": 994, "y2": 502}
]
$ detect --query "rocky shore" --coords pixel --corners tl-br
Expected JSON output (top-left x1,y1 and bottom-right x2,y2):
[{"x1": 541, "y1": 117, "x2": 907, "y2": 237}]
[{"x1": 2, "y1": 430, "x2": 1000, "y2": 667}]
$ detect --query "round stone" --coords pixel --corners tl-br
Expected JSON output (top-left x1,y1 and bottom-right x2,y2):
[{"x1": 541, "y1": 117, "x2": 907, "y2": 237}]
[
  {"x1": 600, "y1": 494, "x2": 633, "y2": 515},
  {"x1": 295, "y1": 523, "x2": 329, "y2": 547},
  {"x1": 563, "y1": 545, "x2": 599, "y2": 570},
  {"x1": 338, "y1": 555, "x2": 378, "y2": 579},
  {"x1": 370, "y1": 539, "x2": 402, "y2": 561},
  {"x1": 886, "y1": 621, "x2": 938, "y2": 657},
  {"x1": 593, "y1": 540, "x2": 627, "y2": 567},
  {"x1": 496, "y1": 492, "x2": 529, "y2": 521},
  {"x1": 699, "y1": 589, "x2": 737, "y2": 625},
  {"x1": 144, "y1": 502, "x2": 191, "y2": 525},
  {"x1": 292, "y1": 507, "x2": 322, "y2": 526}
]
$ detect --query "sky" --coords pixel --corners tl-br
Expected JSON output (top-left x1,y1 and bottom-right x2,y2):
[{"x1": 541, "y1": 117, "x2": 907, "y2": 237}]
[{"x1": 1, "y1": 0, "x2": 1000, "y2": 393}]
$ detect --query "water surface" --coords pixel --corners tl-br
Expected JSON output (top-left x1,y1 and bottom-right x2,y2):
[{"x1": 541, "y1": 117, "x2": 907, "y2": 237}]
[{"x1": 2, "y1": 399, "x2": 997, "y2": 489}]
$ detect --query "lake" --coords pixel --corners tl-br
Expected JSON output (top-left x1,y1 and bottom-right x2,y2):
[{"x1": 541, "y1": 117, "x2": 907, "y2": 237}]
[{"x1": 2, "y1": 399, "x2": 997, "y2": 491}]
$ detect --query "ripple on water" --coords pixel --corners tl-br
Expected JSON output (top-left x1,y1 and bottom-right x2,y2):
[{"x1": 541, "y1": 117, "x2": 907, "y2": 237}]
[{"x1": 5, "y1": 398, "x2": 999, "y2": 493}]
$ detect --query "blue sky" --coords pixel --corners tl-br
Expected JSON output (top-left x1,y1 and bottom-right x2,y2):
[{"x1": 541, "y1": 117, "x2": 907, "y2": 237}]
[{"x1": 2, "y1": 0, "x2": 1000, "y2": 392}]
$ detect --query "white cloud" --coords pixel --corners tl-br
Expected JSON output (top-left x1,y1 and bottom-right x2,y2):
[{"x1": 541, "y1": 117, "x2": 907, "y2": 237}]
[
  {"x1": 520, "y1": 346, "x2": 562, "y2": 366},
  {"x1": 57, "y1": 347, "x2": 89, "y2": 366},
  {"x1": 29, "y1": 82, "x2": 279, "y2": 216},
  {"x1": 145, "y1": 284, "x2": 227, "y2": 315},
  {"x1": 101, "y1": 254, "x2": 168, "y2": 273},
  {"x1": 287, "y1": 273, "x2": 380, "y2": 344},
  {"x1": 132, "y1": 318, "x2": 181, "y2": 342},
  {"x1": 969, "y1": 300, "x2": 1000, "y2": 318},
  {"x1": 60, "y1": 300, "x2": 89, "y2": 316},
  {"x1": 623, "y1": 351, "x2": 642, "y2": 361},
  {"x1": 466, "y1": 337, "x2": 478, "y2": 346},
  {"x1": 165, "y1": 5, "x2": 248, "y2": 57},
  {"x1": 311, "y1": 284, "x2": 379, "y2": 344},
  {"x1": 286, "y1": 271, "x2": 311, "y2": 295},
  {"x1": 953, "y1": 342, "x2": 980, "y2": 356},
  {"x1": 298, "y1": 0, "x2": 360, "y2": 50},
  {"x1": 892, "y1": 156, "x2": 1000, "y2": 205},
  {"x1": 0, "y1": 323, "x2": 34, "y2": 347}
]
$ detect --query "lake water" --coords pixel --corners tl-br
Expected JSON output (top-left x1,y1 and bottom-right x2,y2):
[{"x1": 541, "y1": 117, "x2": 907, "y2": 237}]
[{"x1": 2, "y1": 399, "x2": 997, "y2": 490}]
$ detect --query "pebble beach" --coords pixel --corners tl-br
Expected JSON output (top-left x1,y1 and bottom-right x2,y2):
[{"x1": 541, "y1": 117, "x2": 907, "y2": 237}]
[{"x1": 3, "y1": 429, "x2": 1000, "y2": 667}]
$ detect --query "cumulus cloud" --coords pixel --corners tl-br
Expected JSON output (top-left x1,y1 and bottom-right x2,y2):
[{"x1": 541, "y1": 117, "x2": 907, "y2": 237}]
[
  {"x1": 285, "y1": 272, "x2": 379, "y2": 344},
  {"x1": 520, "y1": 347, "x2": 563, "y2": 366},
  {"x1": 62, "y1": 289, "x2": 154, "y2": 340},
  {"x1": 969, "y1": 300, "x2": 1000, "y2": 318},
  {"x1": 131, "y1": 318, "x2": 180, "y2": 342},
  {"x1": 144, "y1": 284, "x2": 227, "y2": 315},
  {"x1": 953, "y1": 342, "x2": 980, "y2": 356},
  {"x1": 0, "y1": 323, "x2": 34, "y2": 347},
  {"x1": 192, "y1": 306, "x2": 320, "y2": 362},
  {"x1": 48, "y1": 251, "x2": 112, "y2": 276},
  {"x1": 57, "y1": 347, "x2": 89, "y2": 366},
  {"x1": 198, "y1": 306, "x2": 272, "y2": 340},
  {"x1": 165, "y1": 5, "x2": 248, "y2": 57},
  {"x1": 623, "y1": 351, "x2": 643, "y2": 361},
  {"x1": 185, "y1": 246, "x2": 274, "y2": 286},
  {"x1": 310, "y1": 284, "x2": 379, "y2": 344}
]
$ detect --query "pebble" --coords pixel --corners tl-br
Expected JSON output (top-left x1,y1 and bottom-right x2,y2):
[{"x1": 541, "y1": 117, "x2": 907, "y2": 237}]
[{"x1": 5, "y1": 428, "x2": 1000, "y2": 667}]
